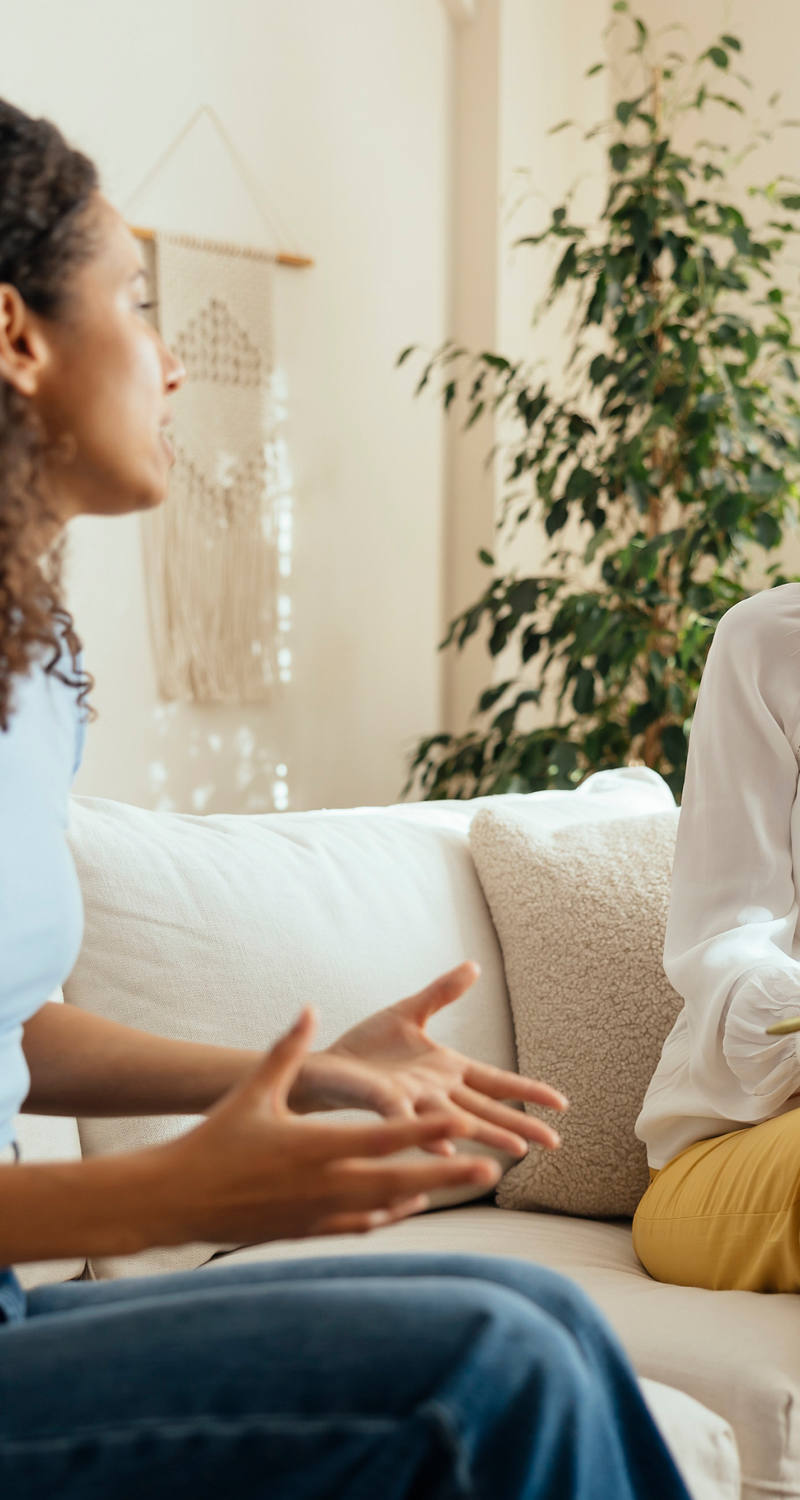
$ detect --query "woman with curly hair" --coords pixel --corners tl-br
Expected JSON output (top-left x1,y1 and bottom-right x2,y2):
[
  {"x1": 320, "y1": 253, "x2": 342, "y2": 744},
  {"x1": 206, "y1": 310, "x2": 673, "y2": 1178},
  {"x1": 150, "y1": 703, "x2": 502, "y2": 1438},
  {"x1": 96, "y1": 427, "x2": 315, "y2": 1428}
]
[{"x1": 0, "y1": 97, "x2": 692, "y2": 1500}]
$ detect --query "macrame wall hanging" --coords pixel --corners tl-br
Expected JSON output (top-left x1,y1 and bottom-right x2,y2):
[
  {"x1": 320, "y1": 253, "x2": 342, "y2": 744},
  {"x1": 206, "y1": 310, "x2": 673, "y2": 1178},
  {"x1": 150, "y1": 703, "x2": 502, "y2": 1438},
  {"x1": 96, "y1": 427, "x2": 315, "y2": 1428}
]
[{"x1": 124, "y1": 105, "x2": 312, "y2": 704}]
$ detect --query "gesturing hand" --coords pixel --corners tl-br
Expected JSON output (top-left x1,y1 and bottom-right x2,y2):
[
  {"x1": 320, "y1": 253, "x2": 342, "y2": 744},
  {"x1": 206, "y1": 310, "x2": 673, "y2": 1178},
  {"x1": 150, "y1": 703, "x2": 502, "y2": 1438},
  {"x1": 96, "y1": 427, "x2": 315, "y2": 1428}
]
[
  {"x1": 160, "y1": 1004, "x2": 503, "y2": 1248},
  {"x1": 288, "y1": 961, "x2": 568, "y2": 1158}
]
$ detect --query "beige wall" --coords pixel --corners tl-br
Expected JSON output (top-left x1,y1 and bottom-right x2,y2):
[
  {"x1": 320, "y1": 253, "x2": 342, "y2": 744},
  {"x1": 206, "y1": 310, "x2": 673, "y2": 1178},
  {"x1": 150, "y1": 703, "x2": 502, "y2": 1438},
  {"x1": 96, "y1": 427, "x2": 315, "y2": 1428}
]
[
  {"x1": 443, "y1": 0, "x2": 610, "y2": 735},
  {"x1": 2, "y1": 0, "x2": 452, "y2": 813}
]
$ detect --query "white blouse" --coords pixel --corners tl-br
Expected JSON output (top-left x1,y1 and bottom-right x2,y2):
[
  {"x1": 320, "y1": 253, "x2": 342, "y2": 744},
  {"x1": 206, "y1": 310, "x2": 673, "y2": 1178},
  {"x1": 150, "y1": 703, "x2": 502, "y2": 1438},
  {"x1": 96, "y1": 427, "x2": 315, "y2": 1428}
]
[{"x1": 635, "y1": 582, "x2": 800, "y2": 1170}]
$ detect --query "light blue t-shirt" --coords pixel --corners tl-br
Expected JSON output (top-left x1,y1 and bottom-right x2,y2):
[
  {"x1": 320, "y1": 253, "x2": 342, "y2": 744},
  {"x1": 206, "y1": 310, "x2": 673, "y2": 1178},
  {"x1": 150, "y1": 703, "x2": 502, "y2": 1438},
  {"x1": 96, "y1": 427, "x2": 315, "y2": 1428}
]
[{"x1": 0, "y1": 625, "x2": 87, "y2": 1150}]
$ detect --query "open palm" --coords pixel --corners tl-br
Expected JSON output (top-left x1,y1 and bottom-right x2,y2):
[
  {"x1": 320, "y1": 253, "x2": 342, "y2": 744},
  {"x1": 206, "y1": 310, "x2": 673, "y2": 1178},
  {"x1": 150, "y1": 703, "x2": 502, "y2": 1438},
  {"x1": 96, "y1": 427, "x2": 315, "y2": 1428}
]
[{"x1": 291, "y1": 961, "x2": 568, "y2": 1158}]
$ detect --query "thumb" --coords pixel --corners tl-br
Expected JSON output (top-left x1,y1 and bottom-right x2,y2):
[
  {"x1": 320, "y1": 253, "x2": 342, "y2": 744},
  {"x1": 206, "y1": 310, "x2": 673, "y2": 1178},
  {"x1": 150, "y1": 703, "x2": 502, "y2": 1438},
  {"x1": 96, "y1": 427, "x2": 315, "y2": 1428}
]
[{"x1": 252, "y1": 1006, "x2": 317, "y2": 1110}]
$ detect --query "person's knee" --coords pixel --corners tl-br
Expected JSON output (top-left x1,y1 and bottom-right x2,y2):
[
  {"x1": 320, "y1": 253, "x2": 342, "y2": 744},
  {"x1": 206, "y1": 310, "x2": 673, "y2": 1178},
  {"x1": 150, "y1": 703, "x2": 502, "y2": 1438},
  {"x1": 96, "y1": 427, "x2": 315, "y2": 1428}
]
[
  {"x1": 442, "y1": 1277, "x2": 592, "y2": 1404},
  {"x1": 438, "y1": 1253, "x2": 611, "y2": 1344}
]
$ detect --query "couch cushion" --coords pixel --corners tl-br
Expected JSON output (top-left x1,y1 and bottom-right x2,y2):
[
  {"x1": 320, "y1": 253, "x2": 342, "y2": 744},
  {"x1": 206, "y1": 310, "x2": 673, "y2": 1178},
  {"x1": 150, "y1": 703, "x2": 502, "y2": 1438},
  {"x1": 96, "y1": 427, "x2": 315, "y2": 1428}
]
[
  {"x1": 469, "y1": 804, "x2": 682, "y2": 1217},
  {"x1": 213, "y1": 1202, "x2": 795, "y2": 1500},
  {"x1": 12, "y1": 987, "x2": 86, "y2": 1290}
]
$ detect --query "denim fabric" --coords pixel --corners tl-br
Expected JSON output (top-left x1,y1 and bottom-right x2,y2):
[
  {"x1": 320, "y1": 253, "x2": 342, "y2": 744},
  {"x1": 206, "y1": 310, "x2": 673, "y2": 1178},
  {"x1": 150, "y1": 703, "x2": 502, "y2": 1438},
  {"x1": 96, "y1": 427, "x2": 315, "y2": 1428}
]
[
  {"x1": 0, "y1": 1250, "x2": 691, "y2": 1500},
  {"x1": 0, "y1": 1141, "x2": 23, "y2": 1325},
  {"x1": 0, "y1": 1266, "x2": 24, "y2": 1326}
]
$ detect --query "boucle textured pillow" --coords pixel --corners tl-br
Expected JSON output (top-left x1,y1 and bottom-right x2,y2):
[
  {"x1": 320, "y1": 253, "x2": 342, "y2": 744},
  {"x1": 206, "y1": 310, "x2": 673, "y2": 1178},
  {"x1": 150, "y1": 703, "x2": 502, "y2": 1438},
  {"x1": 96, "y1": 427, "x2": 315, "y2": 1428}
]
[{"x1": 469, "y1": 805, "x2": 682, "y2": 1217}]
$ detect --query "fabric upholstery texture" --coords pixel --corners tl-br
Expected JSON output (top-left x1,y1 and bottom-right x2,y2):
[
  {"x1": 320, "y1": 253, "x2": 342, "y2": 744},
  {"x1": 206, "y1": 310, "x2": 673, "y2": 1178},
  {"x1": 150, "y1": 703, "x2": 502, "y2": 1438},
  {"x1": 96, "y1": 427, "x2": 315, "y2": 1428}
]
[{"x1": 469, "y1": 804, "x2": 683, "y2": 1217}]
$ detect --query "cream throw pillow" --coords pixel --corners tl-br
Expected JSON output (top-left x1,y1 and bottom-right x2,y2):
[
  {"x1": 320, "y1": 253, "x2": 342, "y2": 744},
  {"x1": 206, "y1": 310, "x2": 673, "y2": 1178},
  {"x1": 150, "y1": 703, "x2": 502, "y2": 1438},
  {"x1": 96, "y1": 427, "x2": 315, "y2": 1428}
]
[
  {"x1": 469, "y1": 805, "x2": 682, "y2": 1218},
  {"x1": 63, "y1": 793, "x2": 529, "y2": 1279}
]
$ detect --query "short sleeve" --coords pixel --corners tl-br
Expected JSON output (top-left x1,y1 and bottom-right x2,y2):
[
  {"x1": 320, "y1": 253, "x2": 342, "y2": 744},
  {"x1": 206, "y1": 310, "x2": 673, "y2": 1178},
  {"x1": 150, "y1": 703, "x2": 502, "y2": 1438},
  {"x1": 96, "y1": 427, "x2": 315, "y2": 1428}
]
[{"x1": 663, "y1": 587, "x2": 800, "y2": 1119}]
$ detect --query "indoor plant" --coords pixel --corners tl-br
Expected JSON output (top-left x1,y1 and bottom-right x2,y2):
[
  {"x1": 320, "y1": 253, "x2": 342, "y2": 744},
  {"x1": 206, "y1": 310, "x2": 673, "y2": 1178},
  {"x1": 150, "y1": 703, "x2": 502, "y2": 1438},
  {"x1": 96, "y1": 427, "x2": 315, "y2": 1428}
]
[{"x1": 398, "y1": 5, "x2": 800, "y2": 804}]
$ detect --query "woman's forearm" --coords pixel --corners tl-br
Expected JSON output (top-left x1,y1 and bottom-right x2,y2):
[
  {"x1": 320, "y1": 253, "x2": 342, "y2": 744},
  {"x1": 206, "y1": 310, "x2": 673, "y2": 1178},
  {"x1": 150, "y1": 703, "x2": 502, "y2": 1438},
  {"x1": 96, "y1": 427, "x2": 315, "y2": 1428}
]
[
  {"x1": 0, "y1": 1149, "x2": 174, "y2": 1264},
  {"x1": 20, "y1": 1001, "x2": 318, "y2": 1116}
]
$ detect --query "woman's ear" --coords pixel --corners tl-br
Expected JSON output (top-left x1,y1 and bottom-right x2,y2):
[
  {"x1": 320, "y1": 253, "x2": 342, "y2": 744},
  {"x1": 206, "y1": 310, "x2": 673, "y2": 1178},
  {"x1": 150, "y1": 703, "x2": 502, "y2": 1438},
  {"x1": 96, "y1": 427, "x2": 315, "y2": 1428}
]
[{"x1": 0, "y1": 283, "x2": 49, "y2": 397}]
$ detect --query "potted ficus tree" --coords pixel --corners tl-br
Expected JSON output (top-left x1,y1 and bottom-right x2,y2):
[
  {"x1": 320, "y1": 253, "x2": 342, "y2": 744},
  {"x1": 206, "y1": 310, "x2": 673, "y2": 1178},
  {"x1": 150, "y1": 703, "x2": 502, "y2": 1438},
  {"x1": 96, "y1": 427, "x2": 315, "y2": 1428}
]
[{"x1": 398, "y1": 4, "x2": 800, "y2": 804}]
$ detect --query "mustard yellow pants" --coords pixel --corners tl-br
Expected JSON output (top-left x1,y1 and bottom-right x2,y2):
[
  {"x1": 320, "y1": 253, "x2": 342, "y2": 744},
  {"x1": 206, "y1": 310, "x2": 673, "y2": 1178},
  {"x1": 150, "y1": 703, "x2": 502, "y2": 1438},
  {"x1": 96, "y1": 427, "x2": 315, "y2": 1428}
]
[{"x1": 632, "y1": 1106, "x2": 800, "y2": 1292}]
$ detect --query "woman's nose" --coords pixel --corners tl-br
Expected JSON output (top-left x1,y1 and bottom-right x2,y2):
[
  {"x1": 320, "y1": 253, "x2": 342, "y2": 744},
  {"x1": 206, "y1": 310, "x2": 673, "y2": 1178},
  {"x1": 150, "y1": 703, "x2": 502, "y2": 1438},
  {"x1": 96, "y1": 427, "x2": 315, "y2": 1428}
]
[{"x1": 165, "y1": 350, "x2": 186, "y2": 391}]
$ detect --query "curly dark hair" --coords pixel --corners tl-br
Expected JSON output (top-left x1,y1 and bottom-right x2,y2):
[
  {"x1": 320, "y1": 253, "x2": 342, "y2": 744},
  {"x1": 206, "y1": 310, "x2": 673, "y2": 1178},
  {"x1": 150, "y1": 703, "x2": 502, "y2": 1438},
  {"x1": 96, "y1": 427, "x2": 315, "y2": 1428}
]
[{"x1": 0, "y1": 97, "x2": 101, "y2": 734}]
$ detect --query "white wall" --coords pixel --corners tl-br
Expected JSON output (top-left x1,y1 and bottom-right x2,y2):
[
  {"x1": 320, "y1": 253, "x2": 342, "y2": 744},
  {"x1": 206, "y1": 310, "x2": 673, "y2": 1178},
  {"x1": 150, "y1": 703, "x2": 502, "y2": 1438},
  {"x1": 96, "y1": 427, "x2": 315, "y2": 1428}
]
[
  {"x1": 1, "y1": 0, "x2": 451, "y2": 812},
  {"x1": 443, "y1": 0, "x2": 610, "y2": 735}
]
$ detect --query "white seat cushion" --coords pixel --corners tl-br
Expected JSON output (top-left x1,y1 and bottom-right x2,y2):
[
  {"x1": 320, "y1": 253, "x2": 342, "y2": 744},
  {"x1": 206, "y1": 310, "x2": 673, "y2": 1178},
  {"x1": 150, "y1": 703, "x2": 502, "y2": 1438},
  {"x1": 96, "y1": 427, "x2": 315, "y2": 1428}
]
[{"x1": 212, "y1": 1203, "x2": 800, "y2": 1500}]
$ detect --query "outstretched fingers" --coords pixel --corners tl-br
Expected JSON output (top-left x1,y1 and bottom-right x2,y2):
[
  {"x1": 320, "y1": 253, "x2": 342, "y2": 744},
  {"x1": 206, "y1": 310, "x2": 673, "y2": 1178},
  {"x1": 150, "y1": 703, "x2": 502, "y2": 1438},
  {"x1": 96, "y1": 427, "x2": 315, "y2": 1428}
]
[
  {"x1": 461, "y1": 1058, "x2": 568, "y2": 1113},
  {"x1": 318, "y1": 1109, "x2": 470, "y2": 1159}
]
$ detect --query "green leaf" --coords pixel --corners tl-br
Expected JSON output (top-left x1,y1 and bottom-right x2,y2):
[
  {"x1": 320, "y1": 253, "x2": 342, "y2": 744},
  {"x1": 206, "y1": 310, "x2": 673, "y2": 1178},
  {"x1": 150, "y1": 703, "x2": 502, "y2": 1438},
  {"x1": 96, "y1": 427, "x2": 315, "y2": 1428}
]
[
  {"x1": 754, "y1": 511, "x2": 782, "y2": 548},
  {"x1": 705, "y1": 46, "x2": 729, "y2": 68},
  {"x1": 616, "y1": 99, "x2": 636, "y2": 126},
  {"x1": 488, "y1": 616, "x2": 514, "y2": 657},
  {"x1": 548, "y1": 120, "x2": 575, "y2": 135},
  {"x1": 720, "y1": 34, "x2": 742, "y2": 50},
  {"x1": 478, "y1": 682, "x2": 512, "y2": 713},
  {"x1": 506, "y1": 578, "x2": 541, "y2": 616},
  {"x1": 414, "y1": 363, "x2": 432, "y2": 396},
  {"x1": 553, "y1": 241, "x2": 578, "y2": 288},
  {"x1": 521, "y1": 626, "x2": 542, "y2": 663},
  {"x1": 612, "y1": 0, "x2": 628, "y2": 10},
  {"x1": 478, "y1": 548, "x2": 495, "y2": 566},
  {"x1": 396, "y1": 346, "x2": 416, "y2": 367},
  {"x1": 572, "y1": 668, "x2": 596, "y2": 715},
  {"x1": 585, "y1": 62, "x2": 605, "y2": 77},
  {"x1": 457, "y1": 605, "x2": 484, "y2": 648},
  {"x1": 661, "y1": 724, "x2": 687, "y2": 767}
]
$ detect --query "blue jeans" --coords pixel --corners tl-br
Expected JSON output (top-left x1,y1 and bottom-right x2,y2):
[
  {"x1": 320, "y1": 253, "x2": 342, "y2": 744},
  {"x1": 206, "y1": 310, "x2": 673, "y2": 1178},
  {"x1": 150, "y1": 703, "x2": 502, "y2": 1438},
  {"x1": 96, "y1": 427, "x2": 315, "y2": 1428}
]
[{"x1": 0, "y1": 1251, "x2": 690, "y2": 1500}]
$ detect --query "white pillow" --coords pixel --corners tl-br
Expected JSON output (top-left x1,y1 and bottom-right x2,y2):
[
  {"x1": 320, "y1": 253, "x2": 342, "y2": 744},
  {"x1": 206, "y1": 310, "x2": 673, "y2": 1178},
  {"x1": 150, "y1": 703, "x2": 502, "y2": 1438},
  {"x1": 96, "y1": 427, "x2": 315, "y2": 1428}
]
[{"x1": 64, "y1": 793, "x2": 523, "y2": 1278}]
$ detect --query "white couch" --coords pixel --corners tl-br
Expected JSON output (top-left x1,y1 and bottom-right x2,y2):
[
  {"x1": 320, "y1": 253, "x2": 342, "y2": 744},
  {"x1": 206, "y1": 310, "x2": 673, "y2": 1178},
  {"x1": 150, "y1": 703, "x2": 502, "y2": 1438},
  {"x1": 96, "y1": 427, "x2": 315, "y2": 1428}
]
[{"x1": 16, "y1": 766, "x2": 792, "y2": 1500}]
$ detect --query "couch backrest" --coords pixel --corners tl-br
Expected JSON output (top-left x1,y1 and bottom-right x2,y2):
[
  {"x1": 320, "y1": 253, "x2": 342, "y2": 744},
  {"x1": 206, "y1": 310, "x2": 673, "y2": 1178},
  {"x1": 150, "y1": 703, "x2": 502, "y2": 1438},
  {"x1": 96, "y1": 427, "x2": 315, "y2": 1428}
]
[{"x1": 34, "y1": 765, "x2": 672, "y2": 1281}]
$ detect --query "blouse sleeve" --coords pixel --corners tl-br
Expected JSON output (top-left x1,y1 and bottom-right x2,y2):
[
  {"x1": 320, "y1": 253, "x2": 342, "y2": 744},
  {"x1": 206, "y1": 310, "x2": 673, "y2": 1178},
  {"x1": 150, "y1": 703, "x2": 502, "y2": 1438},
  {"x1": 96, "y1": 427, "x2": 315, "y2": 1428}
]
[{"x1": 664, "y1": 588, "x2": 800, "y2": 1119}]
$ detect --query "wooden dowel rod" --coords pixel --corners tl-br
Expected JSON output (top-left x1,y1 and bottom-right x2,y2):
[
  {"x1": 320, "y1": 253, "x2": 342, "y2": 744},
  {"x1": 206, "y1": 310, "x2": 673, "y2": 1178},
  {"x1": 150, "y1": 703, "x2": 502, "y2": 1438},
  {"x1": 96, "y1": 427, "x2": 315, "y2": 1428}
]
[{"x1": 128, "y1": 222, "x2": 313, "y2": 268}]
